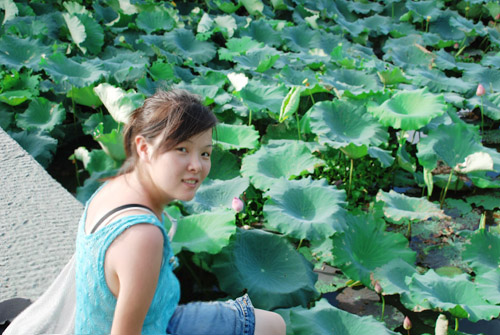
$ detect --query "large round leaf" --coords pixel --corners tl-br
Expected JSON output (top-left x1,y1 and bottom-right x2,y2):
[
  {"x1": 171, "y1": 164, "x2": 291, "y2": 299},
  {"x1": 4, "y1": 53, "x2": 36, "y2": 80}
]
[
  {"x1": 214, "y1": 123, "x2": 259, "y2": 150},
  {"x1": 94, "y1": 83, "x2": 144, "y2": 124},
  {"x1": 182, "y1": 177, "x2": 249, "y2": 214},
  {"x1": 40, "y1": 53, "x2": 106, "y2": 88},
  {"x1": 462, "y1": 230, "x2": 500, "y2": 275},
  {"x1": 408, "y1": 270, "x2": 500, "y2": 322},
  {"x1": 136, "y1": 6, "x2": 175, "y2": 34},
  {"x1": 164, "y1": 28, "x2": 216, "y2": 64},
  {"x1": 376, "y1": 190, "x2": 447, "y2": 223},
  {"x1": 16, "y1": 97, "x2": 65, "y2": 132},
  {"x1": 239, "y1": 81, "x2": 289, "y2": 118},
  {"x1": 171, "y1": 209, "x2": 236, "y2": 255},
  {"x1": 368, "y1": 88, "x2": 446, "y2": 130},
  {"x1": 9, "y1": 130, "x2": 57, "y2": 168},
  {"x1": 211, "y1": 229, "x2": 319, "y2": 310},
  {"x1": 373, "y1": 258, "x2": 418, "y2": 298},
  {"x1": 331, "y1": 213, "x2": 416, "y2": 286},
  {"x1": 321, "y1": 68, "x2": 382, "y2": 98},
  {"x1": 207, "y1": 147, "x2": 240, "y2": 180},
  {"x1": 276, "y1": 299, "x2": 398, "y2": 335},
  {"x1": 263, "y1": 177, "x2": 347, "y2": 240},
  {"x1": 309, "y1": 100, "x2": 388, "y2": 149},
  {"x1": 476, "y1": 269, "x2": 500, "y2": 305},
  {"x1": 241, "y1": 140, "x2": 324, "y2": 191},
  {"x1": 0, "y1": 35, "x2": 51, "y2": 71}
]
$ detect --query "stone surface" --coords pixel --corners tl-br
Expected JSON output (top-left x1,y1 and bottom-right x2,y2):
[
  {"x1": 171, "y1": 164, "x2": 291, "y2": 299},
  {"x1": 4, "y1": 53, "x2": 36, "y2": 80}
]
[{"x1": 0, "y1": 127, "x2": 83, "y2": 302}]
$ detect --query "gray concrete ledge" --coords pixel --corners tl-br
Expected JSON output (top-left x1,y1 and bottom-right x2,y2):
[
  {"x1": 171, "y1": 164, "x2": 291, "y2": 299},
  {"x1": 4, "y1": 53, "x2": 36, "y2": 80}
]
[{"x1": 0, "y1": 127, "x2": 83, "y2": 302}]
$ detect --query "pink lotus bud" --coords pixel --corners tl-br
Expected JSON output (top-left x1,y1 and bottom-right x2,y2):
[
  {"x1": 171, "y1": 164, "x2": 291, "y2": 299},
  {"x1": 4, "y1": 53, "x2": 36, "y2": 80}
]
[
  {"x1": 454, "y1": 43, "x2": 459, "y2": 49},
  {"x1": 476, "y1": 84, "x2": 486, "y2": 97},
  {"x1": 403, "y1": 316, "x2": 412, "y2": 330},
  {"x1": 496, "y1": 13, "x2": 500, "y2": 21},
  {"x1": 374, "y1": 281, "x2": 383, "y2": 294},
  {"x1": 232, "y1": 197, "x2": 244, "y2": 212}
]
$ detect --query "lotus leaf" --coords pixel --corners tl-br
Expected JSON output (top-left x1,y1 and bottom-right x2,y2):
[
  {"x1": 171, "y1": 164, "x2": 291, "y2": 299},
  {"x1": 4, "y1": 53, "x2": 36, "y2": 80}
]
[
  {"x1": 263, "y1": 177, "x2": 347, "y2": 240},
  {"x1": 16, "y1": 97, "x2": 65, "y2": 132},
  {"x1": 240, "y1": 0, "x2": 264, "y2": 15},
  {"x1": 136, "y1": 6, "x2": 175, "y2": 34},
  {"x1": 0, "y1": 90, "x2": 32, "y2": 106},
  {"x1": 163, "y1": 28, "x2": 216, "y2": 64},
  {"x1": 241, "y1": 140, "x2": 324, "y2": 191},
  {"x1": 367, "y1": 147, "x2": 395, "y2": 168},
  {"x1": 1, "y1": 0, "x2": 18, "y2": 24},
  {"x1": 309, "y1": 100, "x2": 388, "y2": 149},
  {"x1": 408, "y1": 68, "x2": 476, "y2": 94},
  {"x1": 171, "y1": 208, "x2": 236, "y2": 255},
  {"x1": 405, "y1": 0, "x2": 444, "y2": 22},
  {"x1": 408, "y1": 269, "x2": 500, "y2": 322},
  {"x1": 279, "y1": 86, "x2": 303, "y2": 123},
  {"x1": 210, "y1": 228, "x2": 319, "y2": 310},
  {"x1": 281, "y1": 24, "x2": 320, "y2": 53},
  {"x1": 9, "y1": 130, "x2": 57, "y2": 168},
  {"x1": 467, "y1": 95, "x2": 500, "y2": 121},
  {"x1": 90, "y1": 49, "x2": 148, "y2": 84},
  {"x1": 462, "y1": 230, "x2": 500, "y2": 275},
  {"x1": 40, "y1": 53, "x2": 106, "y2": 88},
  {"x1": 183, "y1": 177, "x2": 249, "y2": 214},
  {"x1": 233, "y1": 45, "x2": 281, "y2": 73},
  {"x1": 78, "y1": 14, "x2": 104, "y2": 55},
  {"x1": 475, "y1": 269, "x2": 500, "y2": 305},
  {"x1": 62, "y1": 13, "x2": 86, "y2": 51},
  {"x1": 207, "y1": 147, "x2": 240, "y2": 180},
  {"x1": 74, "y1": 148, "x2": 117, "y2": 174},
  {"x1": 368, "y1": 88, "x2": 445, "y2": 130},
  {"x1": 463, "y1": 65, "x2": 500, "y2": 92},
  {"x1": 67, "y1": 86, "x2": 103, "y2": 108},
  {"x1": 465, "y1": 194, "x2": 500, "y2": 210},
  {"x1": 239, "y1": 81, "x2": 288, "y2": 118},
  {"x1": 92, "y1": 124, "x2": 126, "y2": 162},
  {"x1": 376, "y1": 190, "x2": 447, "y2": 223},
  {"x1": 0, "y1": 105, "x2": 13, "y2": 129},
  {"x1": 218, "y1": 36, "x2": 262, "y2": 61},
  {"x1": 331, "y1": 213, "x2": 416, "y2": 286},
  {"x1": 94, "y1": 83, "x2": 144, "y2": 124},
  {"x1": 213, "y1": 0, "x2": 241, "y2": 13},
  {"x1": 213, "y1": 123, "x2": 259, "y2": 150},
  {"x1": 373, "y1": 258, "x2": 418, "y2": 300},
  {"x1": 239, "y1": 19, "x2": 282, "y2": 47},
  {"x1": 321, "y1": 68, "x2": 381, "y2": 98},
  {"x1": 0, "y1": 35, "x2": 51, "y2": 71},
  {"x1": 275, "y1": 299, "x2": 398, "y2": 335}
]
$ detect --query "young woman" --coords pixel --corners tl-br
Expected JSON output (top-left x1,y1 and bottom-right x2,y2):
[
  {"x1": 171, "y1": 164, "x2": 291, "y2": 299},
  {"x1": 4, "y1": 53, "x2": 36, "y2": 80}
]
[{"x1": 75, "y1": 89, "x2": 286, "y2": 335}]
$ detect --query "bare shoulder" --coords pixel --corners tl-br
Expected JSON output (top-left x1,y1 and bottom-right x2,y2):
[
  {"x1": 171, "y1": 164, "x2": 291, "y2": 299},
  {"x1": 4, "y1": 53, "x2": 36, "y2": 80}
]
[{"x1": 114, "y1": 223, "x2": 165, "y2": 254}]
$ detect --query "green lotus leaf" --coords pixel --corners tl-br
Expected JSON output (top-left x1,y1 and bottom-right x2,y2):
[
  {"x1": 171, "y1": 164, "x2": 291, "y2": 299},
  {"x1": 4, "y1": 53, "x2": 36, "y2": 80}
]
[
  {"x1": 376, "y1": 190, "x2": 447, "y2": 223},
  {"x1": 405, "y1": 0, "x2": 444, "y2": 21},
  {"x1": 0, "y1": 90, "x2": 32, "y2": 106},
  {"x1": 408, "y1": 269, "x2": 500, "y2": 322},
  {"x1": 475, "y1": 269, "x2": 500, "y2": 305},
  {"x1": 92, "y1": 123, "x2": 126, "y2": 162},
  {"x1": 207, "y1": 147, "x2": 240, "y2": 180},
  {"x1": 171, "y1": 208, "x2": 236, "y2": 255},
  {"x1": 331, "y1": 213, "x2": 416, "y2": 286},
  {"x1": 449, "y1": 15, "x2": 485, "y2": 36},
  {"x1": 263, "y1": 177, "x2": 347, "y2": 241},
  {"x1": 76, "y1": 169, "x2": 117, "y2": 204},
  {"x1": 463, "y1": 65, "x2": 500, "y2": 92},
  {"x1": 340, "y1": 143, "x2": 368, "y2": 160},
  {"x1": 321, "y1": 68, "x2": 382, "y2": 98},
  {"x1": 462, "y1": 230, "x2": 500, "y2": 275},
  {"x1": 467, "y1": 95, "x2": 500, "y2": 121},
  {"x1": 309, "y1": 100, "x2": 389, "y2": 149},
  {"x1": 241, "y1": 140, "x2": 324, "y2": 191},
  {"x1": 136, "y1": 6, "x2": 175, "y2": 34},
  {"x1": 0, "y1": 104, "x2": 13, "y2": 129},
  {"x1": 348, "y1": 1, "x2": 383, "y2": 14},
  {"x1": 239, "y1": 19, "x2": 282, "y2": 47},
  {"x1": 376, "y1": 67, "x2": 411, "y2": 87},
  {"x1": 78, "y1": 14, "x2": 104, "y2": 55},
  {"x1": 368, "y1": 88, "x2": 446, "y2": 130},
  {"x1": 211, "y1": 228, "x2": 319, "y2": 310},
  {"x1": 16, "y1": 97, "x2": 65, "y2": 132},
  {"x1": 239, "y1": 81, "x2": 288, "y2": 118},
  {"x1": 408, "y1": 68, "x2": 476, "y2": 94},
  {"x1": 0, "y1": 35, "x2": 51, "y2": 71},
  {"x1": 416, "y1": 122, "x2": 500, "y2": 172},
  {"x1": 183, "y1": 177, "x2": 249, "y2": 214},
  {"x1": 383, "y1": 37, "x2": 434, "y2": 70},
  {"x1": 367, "y1": 147, "x2": 395, "y2": 168},
  {"x1": 213, "y1": 123, "x2": 259, "y2": 150},
  {"x1": 72, "y1": 147, "x2": 117, "y2": 174},
  {"x1": 279, "y1": 86, "x2": 303, "y2": 123},
  {"x1": 213, "y1": 0, "x2": 242, "y2": 13},
  {"x1": 90, "y1": 49, "x2": 148, "y2": 84},
  {"x1": 62, "y1": 13, "x2": 86, "y2": 51},
  {"x1": 465, "y1": 194, "x2": 500, "y2": 210},
  {"x1": 276, "y1": 299, "x2": 398, "y2": 335},
  {"x1": 233, "y1": 45, "x2": 281, "y2": 73},
  {"x1": 240, "y1": 0, "x2": 264, "y2": 16},
  {"x1": 1, "y1": 0, "x2": 18, "y2": 24},
  {"x1": 40, "y1": 53, "x2": 106, "y2": 88},
  {"x1": 9, "y1": 130, "x2": 57, "y2": 168},
  {"x1": 67, "y1": 86, "x2": 102, "y2": 108},
  {"x1": 94, "y1": 83, "x2": 144, "y2": 124},
  {"x1": 149, "y1": 61, "x2": 175, "y2": 81},
  {"x1": 218, "y1": 36, "x2": 262, "y2": 61},
  {"x1": 164, "y1": 28, "x2": 216, "y2": 64},
  {"x1": 373, "y1": 258, "x2": 418, "y2": 300},
  {"x1": 281, "y1": 24, "x2": 320, "y2": 53}
]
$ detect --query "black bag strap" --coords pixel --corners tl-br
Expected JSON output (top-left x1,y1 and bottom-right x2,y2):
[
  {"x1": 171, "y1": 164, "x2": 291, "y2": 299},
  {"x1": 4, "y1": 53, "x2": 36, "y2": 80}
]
[{"x1": 90, "y1": 204, "x2": 154, "y2": 234}]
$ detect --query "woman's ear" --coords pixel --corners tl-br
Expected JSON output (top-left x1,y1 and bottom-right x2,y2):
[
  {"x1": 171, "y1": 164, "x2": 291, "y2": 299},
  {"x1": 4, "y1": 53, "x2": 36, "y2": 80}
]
[{"x1": 135, "y1": 135, "x2": 153, "y2": 161}]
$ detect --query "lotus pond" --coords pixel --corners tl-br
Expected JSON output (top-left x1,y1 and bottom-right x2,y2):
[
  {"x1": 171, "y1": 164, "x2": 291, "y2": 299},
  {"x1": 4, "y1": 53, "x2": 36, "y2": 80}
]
[{"x1": 2, "y1": 0, "x2": 500, "y2": 334}]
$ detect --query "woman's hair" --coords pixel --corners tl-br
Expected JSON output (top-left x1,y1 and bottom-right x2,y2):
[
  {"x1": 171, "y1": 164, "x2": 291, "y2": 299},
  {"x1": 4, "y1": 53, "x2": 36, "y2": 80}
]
[{"x1": 118, "y1": 89, "x2": 217, "y2": 175}]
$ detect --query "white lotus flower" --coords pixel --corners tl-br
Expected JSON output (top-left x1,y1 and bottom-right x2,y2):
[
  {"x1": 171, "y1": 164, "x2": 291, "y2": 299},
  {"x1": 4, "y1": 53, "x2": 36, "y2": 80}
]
[
  {"x1": 454, "y1": 152, "x2": 494, "y2": 174},
  {"x1": 227, "y1": 72, "x2": 248, "y2": 91}
]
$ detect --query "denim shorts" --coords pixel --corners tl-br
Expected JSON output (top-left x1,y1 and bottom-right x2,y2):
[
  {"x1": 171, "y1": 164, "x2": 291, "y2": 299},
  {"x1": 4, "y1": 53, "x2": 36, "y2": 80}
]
[{"x1": 166, "y1": 294, "x2": 256, "y2": 335}]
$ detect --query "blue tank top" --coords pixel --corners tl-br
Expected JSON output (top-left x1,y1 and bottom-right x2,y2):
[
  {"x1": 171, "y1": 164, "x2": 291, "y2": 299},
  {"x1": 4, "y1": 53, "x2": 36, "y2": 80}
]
[{"x1": 75, "y1": 188, "x2": 180, "y2": 335}]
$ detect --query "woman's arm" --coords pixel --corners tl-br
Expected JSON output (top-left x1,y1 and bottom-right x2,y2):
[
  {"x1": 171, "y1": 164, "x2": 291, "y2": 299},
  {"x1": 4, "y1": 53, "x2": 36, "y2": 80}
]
[{"x1": 106, "y1": 224, "x2": 164, "y2": 335}]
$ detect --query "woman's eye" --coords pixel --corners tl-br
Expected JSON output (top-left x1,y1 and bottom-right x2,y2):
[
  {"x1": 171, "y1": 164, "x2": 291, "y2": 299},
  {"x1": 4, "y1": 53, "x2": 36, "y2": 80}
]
[
  {"x1": 202, "y1": 152, "x2": 211, "y2": 158},
  {"x1": 176, "y1": 147, "x2": 187, "y2": 153}
]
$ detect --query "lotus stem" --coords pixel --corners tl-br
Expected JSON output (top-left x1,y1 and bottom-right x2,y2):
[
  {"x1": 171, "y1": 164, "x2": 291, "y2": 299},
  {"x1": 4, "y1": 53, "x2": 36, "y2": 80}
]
[
  {"x1": 74, "y1": 159, "x2": 81, "y2": 187},
  {"x1": 348, "y1": 158, "x2": 354, "y2": 196},
  {"x1": 439, "y1": 170, "x2": 454, "y2": 209},
  {"x1": 296, "y1": 110, "x2": 301, "y2": 140},
  {"x1": 297, "y1": 238, "x2": 304, "y2": 250},
  {"x1": 309, "y1": 92, "x2": 315, "y2": 105},
  {"x1": 479, "y1": 212, "x2": 486, "y2": 231},
  {"x1": 380, "y1": 294, "x2": 385, "y2": 321},
  {"x1": 480, "y1": 96, "x2": 484, "y2": 134},
  {"x1": 248, "y1": 110, "x2": 252, "y2": 126},
  {"x1": 407, "y1": 221, "x2": 412, "y2": 240},
  {"x1": 455, "y1": 317, "x2": 459, "y2": 331}
]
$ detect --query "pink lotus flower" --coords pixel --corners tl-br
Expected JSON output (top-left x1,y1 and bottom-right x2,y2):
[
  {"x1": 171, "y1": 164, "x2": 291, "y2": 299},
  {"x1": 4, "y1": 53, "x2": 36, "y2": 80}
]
[
  {"x1": 232, "y1": 197, "x2": 244, "y2": 212},
  {"x1": 476, "y1": 83, "x2": 486, "y2": 97},
  {"x1": 374, "y1": 281, "x2": 383, "y2": 294},
  {"x1": 403, "y1": 316, "x2": 412, "y2": 330}
]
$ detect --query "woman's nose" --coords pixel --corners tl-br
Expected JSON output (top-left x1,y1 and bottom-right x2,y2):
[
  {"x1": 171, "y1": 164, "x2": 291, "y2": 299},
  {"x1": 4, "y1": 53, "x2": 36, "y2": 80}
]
[{"x1": 188, "y1": 155, "x2": 202, "y2": 172}]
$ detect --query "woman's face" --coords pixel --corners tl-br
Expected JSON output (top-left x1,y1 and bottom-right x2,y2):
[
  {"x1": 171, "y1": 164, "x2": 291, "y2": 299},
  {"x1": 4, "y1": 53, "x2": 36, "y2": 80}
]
[{"x1": 146, "y1": 128, "x2": 213, "y2": 204}]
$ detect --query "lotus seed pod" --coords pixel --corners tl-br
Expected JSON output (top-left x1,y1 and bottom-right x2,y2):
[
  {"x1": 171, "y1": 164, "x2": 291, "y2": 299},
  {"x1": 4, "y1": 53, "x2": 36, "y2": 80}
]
[
  {"x1": 232, "y1": 197, "x2": 244, "y2": 212},
  {"x1": 403, "y1": 316, "x2": 412, "y2": 330},
  {"x1": 476, "y1": 84, "x2": 486, "y2": 97},
  {"x1": 435, "y1": 314, "x2": 448, "y2": 335}
]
